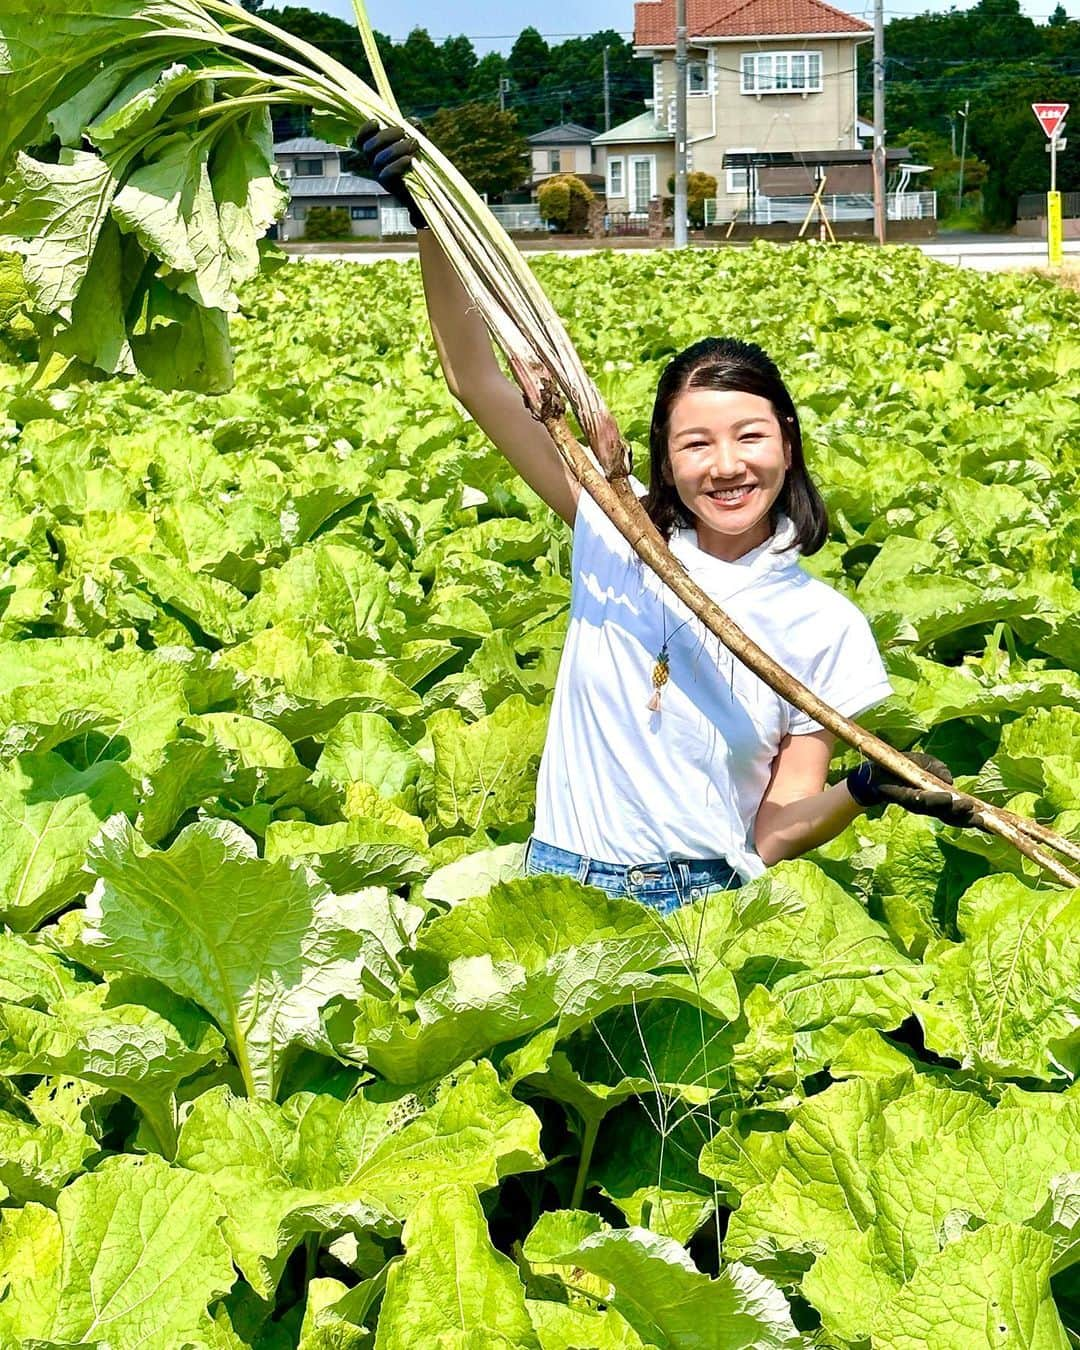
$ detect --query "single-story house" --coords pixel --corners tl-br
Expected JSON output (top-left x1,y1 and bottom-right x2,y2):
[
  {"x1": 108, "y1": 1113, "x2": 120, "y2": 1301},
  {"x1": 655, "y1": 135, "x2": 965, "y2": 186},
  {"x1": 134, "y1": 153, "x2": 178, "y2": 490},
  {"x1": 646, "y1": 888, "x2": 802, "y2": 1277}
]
[
  {"x1": 273, "y1": 136, "x2": 393, "y2": 240},
  {"x1": 527, "y1": 123, "x2": 607, "y2": 193}
]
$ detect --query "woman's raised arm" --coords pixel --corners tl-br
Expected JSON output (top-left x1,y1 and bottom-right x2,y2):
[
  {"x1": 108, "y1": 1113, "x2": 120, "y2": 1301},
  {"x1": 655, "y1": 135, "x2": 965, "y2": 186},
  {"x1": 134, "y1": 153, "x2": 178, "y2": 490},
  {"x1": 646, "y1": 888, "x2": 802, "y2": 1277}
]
[{"x1": 416, "y1": 220, "x2": 579, "y2": 524}]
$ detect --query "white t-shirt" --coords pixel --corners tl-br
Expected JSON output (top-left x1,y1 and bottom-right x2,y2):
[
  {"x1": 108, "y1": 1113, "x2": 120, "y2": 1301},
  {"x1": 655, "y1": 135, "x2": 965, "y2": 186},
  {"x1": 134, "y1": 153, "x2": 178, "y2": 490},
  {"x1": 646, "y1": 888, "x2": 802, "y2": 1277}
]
[{"x1": 533, "y1": 485, "x2": 893, "y2": 882}]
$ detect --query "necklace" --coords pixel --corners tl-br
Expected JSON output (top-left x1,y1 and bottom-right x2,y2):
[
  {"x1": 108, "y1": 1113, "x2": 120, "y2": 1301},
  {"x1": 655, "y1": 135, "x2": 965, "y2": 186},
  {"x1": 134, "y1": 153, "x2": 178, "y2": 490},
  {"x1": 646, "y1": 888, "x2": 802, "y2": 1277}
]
[{"x1": 648, "y1": 607, "x2": 693, "y2": 713}]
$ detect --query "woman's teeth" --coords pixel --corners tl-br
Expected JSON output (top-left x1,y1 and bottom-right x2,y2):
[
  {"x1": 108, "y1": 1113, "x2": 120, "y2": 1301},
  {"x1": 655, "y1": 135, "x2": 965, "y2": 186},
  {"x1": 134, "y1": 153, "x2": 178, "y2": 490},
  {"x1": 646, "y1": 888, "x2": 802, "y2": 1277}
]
[{"x1": 709, "y1": 486, "x2": 754, "y2": 505}]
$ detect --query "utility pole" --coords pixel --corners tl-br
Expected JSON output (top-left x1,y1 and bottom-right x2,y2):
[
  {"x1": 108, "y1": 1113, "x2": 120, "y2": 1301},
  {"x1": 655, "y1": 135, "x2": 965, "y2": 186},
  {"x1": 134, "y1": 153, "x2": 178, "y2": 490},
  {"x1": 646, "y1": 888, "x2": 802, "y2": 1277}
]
[
  {"x1": 956, "y1": 99, "x2": 969, "y2": 209},
  {"x1": 603, "y1": 45, "x2": 612, "y2": 132},
  {"x1": 674, "y1": 0, "x2": 689, "y2": 247},
  {"x1": 872, "y1": 0, "x2": 886, "y2": 245}
]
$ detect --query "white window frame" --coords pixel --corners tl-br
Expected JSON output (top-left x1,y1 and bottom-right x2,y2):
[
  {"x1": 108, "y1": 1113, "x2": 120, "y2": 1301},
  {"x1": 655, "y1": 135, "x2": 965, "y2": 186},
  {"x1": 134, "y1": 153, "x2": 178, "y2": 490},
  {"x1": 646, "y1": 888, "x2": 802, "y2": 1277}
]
[
  {"x1": 549, "y1": 149, "x2": 561, "y2": 173},
  {"x1": 687, "y1": 57, "x2": 711, "y2": 96},
  {"x1": 725, "y1": 147, "x2": 755, "y2": 195},
  {"x1": 628, "y1": 154, "x2": 657, "y2": 212},
  {"x1": 607, "y1": 155, "x2": 625, "y2": 198},
  {"x1": 740, "y1": 50, "x2": 822, "y2": 95}
]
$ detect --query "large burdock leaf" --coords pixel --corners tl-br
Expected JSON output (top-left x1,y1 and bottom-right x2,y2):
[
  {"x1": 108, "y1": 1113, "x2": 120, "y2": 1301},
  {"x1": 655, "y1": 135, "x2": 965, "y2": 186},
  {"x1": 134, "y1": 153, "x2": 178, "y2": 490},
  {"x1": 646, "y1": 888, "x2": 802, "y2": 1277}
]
[
  {"x1": 919, "y1": 873, "x2": 1080, "y2": 1080},
  {"x1": 333, "y1": 878, "x2": 731, "y2": 1084},
  {"x1": 0, "y1": 753, "x2": 136, "y2": 931},
  {"x1": 374, "y1": 1184, "x2": 541, "y2": 1349},
  {"x1": 868, "y1": 1088, "x2": 1080, "y2": 1285},
  {"x1": 0, "y1": 978, "x2": 225, "y2": 1156},
  {"x1": 175, "y1": 1060, "x2": 542, "y2": 1297},
  {"x1": 428, "y1": 695, "x2": 547, "y2": 832},
  {"x1": 684, "y1": 860, "x2": 929, "y2": 1072},
  {"x1": 870, "y1": 1223, "x2": 1068, "y2": 1349},
  {"x1": 0, "y1": 1153, "x2": 235, "y2": 1350},
  {"x1": 76, "y1": 816, "x2": 396, "y2": 1098},
  {"x1": 0, "y1": 150, "x2": 116, "y2": 311},
  {"x1": 219, "y1": 625, "x2": 421, "y2": 739},
  {"x1": 523, "y1": 1211, "x2": 804, "y2": 1349},
  {"x1": 526, "y1": 1298, "x2": 647, "y2": 1349},
  {"x1": 0, "y1": 638, "x2": 191, "y2": 777}
]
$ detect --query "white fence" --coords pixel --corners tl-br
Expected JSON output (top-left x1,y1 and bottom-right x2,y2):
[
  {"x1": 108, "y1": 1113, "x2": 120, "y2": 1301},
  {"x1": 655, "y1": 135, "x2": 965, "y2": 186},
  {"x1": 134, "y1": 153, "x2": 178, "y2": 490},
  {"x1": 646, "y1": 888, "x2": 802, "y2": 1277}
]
[
  {"x1": 380, "y1": 204, "x2": 545, "y2": 237},
  {"x1": 489, "y1": 204, "x2": 544, "y2": 232},
  {"x1": 704, "y1": 191, "x2": 937, "y2": 227}
]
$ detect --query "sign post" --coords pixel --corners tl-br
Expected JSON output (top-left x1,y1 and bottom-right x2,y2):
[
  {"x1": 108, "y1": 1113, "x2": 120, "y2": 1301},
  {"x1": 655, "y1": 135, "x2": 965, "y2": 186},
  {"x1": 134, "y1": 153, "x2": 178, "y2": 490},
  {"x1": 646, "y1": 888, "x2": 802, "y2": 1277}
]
[{"x1": 1033, "y1": 102, "x2": 1069, "y2": 265}]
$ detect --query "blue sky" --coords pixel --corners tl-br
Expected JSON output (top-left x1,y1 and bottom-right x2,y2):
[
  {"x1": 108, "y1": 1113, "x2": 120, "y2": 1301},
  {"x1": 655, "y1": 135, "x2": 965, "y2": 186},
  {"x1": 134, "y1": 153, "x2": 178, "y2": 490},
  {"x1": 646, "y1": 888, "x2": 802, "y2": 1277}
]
[{"x1": 269, "y1": 0, "x2": 1068, "y2": 53}]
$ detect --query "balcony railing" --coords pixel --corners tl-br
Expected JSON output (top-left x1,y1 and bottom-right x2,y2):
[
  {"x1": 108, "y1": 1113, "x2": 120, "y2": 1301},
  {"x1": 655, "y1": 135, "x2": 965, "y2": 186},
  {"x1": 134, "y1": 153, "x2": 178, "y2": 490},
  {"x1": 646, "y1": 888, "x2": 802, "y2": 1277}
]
[{"x1": 704, "y1": 191, "x2": 937, "y2": 226}]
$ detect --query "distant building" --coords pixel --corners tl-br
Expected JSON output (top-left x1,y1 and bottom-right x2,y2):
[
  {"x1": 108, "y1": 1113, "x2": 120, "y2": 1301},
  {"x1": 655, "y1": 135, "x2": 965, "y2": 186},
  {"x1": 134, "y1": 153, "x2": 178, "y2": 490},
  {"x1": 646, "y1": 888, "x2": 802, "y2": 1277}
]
[
  {"x1": 273, "y1": 137, "x2": 391, "y2": 240},
  {"x1": 527, "y1": 124, "x2": 607, "y2": 194},
  {"x1": 593, "y1": 0, "x2": 931, "y2": 226}
]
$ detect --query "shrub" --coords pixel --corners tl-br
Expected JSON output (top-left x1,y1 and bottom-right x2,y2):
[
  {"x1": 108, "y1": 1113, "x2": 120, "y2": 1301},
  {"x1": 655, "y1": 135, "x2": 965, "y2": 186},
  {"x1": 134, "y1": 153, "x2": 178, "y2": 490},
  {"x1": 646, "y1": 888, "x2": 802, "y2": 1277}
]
[
  {"x1": 666, "y1": 171, "x2": 719, "y2": 227},
  {"x1": 303, "y1": 206, "x2": 352, "y2": 241},
  {"x1": 538, "y1": 173, "x2": 594, "y2": 233}
]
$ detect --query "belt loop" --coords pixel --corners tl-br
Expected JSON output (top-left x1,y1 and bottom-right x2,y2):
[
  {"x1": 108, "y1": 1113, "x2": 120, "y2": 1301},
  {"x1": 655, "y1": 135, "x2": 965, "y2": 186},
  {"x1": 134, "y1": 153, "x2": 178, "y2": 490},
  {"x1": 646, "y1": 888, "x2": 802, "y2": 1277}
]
[{"x1": 577, "y1": 853, "x2": 590, "y2": 884}]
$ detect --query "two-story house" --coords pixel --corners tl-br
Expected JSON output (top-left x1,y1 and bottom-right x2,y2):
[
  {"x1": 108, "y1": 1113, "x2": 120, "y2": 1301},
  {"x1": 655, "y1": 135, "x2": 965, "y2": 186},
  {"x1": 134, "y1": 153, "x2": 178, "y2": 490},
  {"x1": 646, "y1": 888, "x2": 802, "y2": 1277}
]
[
  {"x1": 598, "y1": 0, "x2": 874, "y2": 220},
  {"x1": 527, "y1": 123, "x2": 608, "y2": 193},
  {"x1": 273, "y1": 137, "x2": 392, "y2": 240}
]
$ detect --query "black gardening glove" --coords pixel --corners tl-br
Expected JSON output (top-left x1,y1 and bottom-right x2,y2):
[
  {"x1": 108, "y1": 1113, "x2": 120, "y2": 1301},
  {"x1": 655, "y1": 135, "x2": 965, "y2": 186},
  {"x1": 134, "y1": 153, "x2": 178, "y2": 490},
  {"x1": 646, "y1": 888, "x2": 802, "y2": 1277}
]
[
  {"x1": 355, "y1": 119, "x2": 427, "y2": 230},
  {"x1": 846, "y1": 751, "x2": 980, "y2": 829}
]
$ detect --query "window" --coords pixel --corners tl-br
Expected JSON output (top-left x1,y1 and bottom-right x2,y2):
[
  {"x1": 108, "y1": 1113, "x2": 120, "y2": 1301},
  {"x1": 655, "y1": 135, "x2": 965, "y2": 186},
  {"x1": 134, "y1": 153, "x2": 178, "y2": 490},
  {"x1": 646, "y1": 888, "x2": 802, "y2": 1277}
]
[
  {"x1": 289, "y1": 203, "x2": 306, "y2": 219},
  {"x1": 351, "y1": 205, "x2": 378, "y2": 220},
  {"x1": 741, "y1": 51, "x2": 822, "y2": 94},
  {"x1": 688, "y1": 58, "x2": 710, "y2": 95},
  {"x1": 607, "y1": 156, "x2": 624, "y2": 197},
  {"x1": 549, "y1": 149, "x2": 561, "y2": 173},
  {"x1": 725, "y1": 148, "x2": 755, "y2": 194},
  {"x1": 296, "y1": 157, "x2": 324, "y2": 176}
]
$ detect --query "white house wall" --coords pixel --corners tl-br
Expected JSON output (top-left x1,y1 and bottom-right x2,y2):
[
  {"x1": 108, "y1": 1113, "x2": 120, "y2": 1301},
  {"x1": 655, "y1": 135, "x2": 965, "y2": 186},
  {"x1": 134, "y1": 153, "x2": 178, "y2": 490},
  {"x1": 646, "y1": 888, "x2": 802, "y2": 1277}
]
[{"x1": 651, "y1": 38, "x2": 863, "y2": 208}]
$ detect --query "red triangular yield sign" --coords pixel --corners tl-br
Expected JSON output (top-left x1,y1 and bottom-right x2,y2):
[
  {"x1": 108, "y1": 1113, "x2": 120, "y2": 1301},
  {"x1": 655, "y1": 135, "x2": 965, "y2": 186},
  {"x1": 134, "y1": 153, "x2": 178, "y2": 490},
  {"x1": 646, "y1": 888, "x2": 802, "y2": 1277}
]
[{"x1": 1032, "y1": 102, "x2": 1069, "y2": 139}]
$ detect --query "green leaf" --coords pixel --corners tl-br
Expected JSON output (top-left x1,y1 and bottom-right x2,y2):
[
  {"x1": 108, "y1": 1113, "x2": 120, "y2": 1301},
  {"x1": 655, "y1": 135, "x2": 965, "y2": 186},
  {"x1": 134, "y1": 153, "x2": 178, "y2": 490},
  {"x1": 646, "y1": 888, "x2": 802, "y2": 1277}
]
[
  {"x1": 0, "y1": 980, "x2": 225, "y2": 1156},
  {"x1": 0, "y1": 1153, "x2": 235, "y2": 1350},
  {"x1": 265, "y1": 816, "x2": 428, "y2": 892},
  {"x1": 526, "y1": 1298, "x2": 647, "y2": 1350},
  {"x1": 0, "y1": 151, "x2": 116, "y2": 311},
  {"x1": 0, "y1": 931, "x2": 88, "y2": 1006},
  {"x1": 870, "y1": 1223, "x2": 1068, "y2": 1349},
  {"x1": 374, "y1": 1184, "x2": 541, "y2": 1349},
  {"x1": 77, "y1": 816, "x2": 396, "y2": 1099},
  {"x1": 219, "y1": 625, "x2": 421, "y2": 739},
  {"x1": 176, "y1": 1060, "x2": 542, "y2": 1297},
  {"x1": 0, "y1": 754, "x2": 136, "y2": 931},
  {"x1": 428, "y1": 695, "x2": 547, "y2": 832},
  {"x1": 523, "y1": 1213, "x2": 804, "y2": 1349},
  {"x1": 681, "y1": 861, "x2": 928, "y2": 1072},
  {"x1": 315, "y1": 712, "x2": 427, "y2": 815},
  {"x1": 919, "y1": 874, "x2": 1080, "y2": 1080}
]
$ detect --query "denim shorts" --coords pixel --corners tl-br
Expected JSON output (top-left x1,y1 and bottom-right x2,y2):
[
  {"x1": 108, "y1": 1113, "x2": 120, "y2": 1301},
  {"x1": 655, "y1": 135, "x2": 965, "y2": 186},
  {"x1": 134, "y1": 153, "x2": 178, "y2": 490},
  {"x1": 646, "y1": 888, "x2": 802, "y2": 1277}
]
[{"x1": 523, "y1": 836, "x2": 742, "y2": 915}]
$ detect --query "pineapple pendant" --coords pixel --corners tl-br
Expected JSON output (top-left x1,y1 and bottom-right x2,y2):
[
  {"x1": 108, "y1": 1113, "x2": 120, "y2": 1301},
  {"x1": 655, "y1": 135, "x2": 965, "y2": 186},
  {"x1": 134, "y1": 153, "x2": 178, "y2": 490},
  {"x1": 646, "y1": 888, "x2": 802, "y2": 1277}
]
[{"x1": 647, "y1": 646, "x2": 670, "y2": 713}]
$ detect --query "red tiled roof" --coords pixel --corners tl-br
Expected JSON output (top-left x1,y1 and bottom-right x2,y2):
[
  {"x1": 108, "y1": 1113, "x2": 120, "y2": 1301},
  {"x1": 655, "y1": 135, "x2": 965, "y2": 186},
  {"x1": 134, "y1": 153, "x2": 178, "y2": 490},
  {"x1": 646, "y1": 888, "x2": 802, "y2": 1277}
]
[{"x1": 634, "y1": 0, "x2": 870, "y2": 45}]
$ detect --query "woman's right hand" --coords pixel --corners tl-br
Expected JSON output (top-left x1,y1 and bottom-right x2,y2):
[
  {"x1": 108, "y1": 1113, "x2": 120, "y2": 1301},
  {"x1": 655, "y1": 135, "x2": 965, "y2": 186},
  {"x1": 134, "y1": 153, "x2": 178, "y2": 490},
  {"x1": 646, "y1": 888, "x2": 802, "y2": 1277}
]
[{"x1": 355, "y1": 120, "x2": 427, "y2": 230}]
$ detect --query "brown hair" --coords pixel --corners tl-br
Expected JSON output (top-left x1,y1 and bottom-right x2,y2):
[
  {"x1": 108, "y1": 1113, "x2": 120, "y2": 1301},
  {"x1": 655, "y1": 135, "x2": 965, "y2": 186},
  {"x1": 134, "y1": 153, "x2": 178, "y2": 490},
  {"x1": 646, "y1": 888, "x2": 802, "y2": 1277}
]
[{"x1": 641, "y1": 337, "x2": 829, "y2": 555}]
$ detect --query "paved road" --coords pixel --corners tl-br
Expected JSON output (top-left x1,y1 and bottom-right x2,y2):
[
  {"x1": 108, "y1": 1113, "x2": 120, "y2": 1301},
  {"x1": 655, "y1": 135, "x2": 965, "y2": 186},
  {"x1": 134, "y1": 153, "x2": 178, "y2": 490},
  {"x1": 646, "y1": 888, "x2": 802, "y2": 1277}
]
[{"x1": 288, "y1": 237, "x2": 1079, "y2": 272}]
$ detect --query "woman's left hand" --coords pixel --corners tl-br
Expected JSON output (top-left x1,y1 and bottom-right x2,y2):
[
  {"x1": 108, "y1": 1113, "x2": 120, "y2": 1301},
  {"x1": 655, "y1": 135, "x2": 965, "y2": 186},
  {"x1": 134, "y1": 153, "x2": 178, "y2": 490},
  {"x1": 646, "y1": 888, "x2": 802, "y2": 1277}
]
[{"x1": 846, "y1": 751, "x2": 980, "y2": 828}]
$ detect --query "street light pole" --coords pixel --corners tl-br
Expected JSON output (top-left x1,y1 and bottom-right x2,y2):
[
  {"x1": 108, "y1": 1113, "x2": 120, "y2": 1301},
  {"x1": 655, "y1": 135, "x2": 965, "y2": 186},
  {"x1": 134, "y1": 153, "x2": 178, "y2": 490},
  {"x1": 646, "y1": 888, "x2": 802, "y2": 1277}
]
[
  {"x1": 872, "y1": 0, "x2": 887, "y2": 245},
  {"x1": 603, "y1": 45, "x2": 612, "y2": 132},
  {"x1": 674, "y1": 0, "x2": 689, "y2": 247},
  {"x1": 956, "y1": 99, "x2": 969, "y2": 210}
]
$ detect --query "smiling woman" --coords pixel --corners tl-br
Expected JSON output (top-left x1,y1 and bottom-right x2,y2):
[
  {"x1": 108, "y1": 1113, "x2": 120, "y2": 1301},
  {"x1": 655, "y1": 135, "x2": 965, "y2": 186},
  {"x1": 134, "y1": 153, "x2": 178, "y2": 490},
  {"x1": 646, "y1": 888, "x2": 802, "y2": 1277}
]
[{"x1": 358, "y1": 123, "x2": 981, "y2": 914}]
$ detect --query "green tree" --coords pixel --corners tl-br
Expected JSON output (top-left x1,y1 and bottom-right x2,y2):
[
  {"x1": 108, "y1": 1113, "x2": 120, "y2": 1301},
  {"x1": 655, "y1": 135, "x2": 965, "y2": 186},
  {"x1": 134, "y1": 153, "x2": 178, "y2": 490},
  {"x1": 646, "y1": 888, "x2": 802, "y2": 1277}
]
[
  {"x1": 508, "y1": 27, "x2": 550, "y2": 100},
  {"x1": 423, "y1": 103, "x2": 529, "y2": 198}
]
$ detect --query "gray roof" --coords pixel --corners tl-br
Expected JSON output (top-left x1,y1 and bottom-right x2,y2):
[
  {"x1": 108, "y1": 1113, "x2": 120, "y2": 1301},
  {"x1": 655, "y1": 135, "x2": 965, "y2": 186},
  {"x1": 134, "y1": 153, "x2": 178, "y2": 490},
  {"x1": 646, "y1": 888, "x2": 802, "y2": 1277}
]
[
  {"x1": 528, "y1": 122, "x2": 598, "y2": 146},
  {"x1": 592, "y1": 112, "x2": 673, "y2": 146},
  {"x1": 273, "y1": 136, "x2": 348, "y2": 154},
  {"x1": 288, "y1": 173, "x2": 390, "y2": 199}
]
